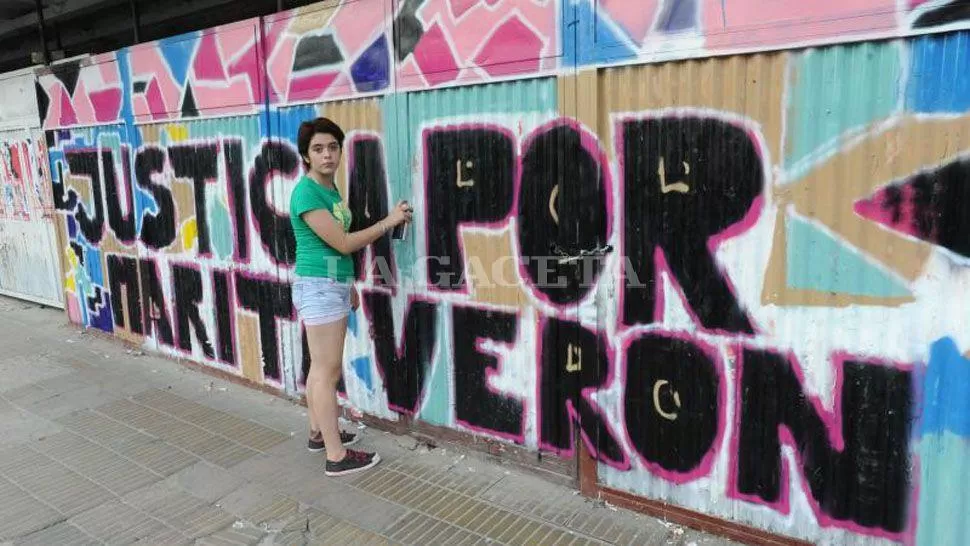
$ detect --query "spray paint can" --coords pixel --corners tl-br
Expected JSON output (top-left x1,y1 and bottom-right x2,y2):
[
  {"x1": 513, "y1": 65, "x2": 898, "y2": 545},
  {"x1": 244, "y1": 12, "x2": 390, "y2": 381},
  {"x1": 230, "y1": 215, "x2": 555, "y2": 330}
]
[{"x1": 392, "y1": 201, "x2": 412, "y2": 241}]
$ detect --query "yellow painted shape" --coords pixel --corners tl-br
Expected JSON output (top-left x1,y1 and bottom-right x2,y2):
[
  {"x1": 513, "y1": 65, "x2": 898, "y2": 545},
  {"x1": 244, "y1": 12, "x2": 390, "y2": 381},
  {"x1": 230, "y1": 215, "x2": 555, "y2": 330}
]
[
  {"x1": 63, "y1": 246, "x2": 78, "y2": 292},
  {"x1": 166, "y1": 124, "x2": 189, "y2": 143},
  {"x1": 181, "y1": 217, "x2": 198, "y2": 253},
  {"x1": 170, "y1": 180, "x2": 196, "y2": 253}
]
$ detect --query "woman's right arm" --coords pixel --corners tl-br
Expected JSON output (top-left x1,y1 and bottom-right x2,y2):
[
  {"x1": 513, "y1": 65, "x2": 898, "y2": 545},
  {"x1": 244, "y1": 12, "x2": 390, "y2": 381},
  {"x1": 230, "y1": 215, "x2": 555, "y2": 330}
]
[{"x1": 303, "y1": 201, "x2": 411, "y2": 255}]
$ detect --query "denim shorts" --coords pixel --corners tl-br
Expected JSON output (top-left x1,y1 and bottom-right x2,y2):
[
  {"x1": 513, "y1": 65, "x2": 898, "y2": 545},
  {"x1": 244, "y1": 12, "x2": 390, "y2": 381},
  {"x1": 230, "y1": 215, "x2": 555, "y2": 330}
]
[{"x1": 292, "y1": 275, "x2": 352, "y2": 326}]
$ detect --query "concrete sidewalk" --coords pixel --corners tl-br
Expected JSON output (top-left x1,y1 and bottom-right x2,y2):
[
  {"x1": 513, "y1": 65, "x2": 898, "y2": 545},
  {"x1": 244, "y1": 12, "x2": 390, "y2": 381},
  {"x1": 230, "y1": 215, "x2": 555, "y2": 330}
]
[{"x1": 0, "y1": 296, "x2": 740, "y2": 546}]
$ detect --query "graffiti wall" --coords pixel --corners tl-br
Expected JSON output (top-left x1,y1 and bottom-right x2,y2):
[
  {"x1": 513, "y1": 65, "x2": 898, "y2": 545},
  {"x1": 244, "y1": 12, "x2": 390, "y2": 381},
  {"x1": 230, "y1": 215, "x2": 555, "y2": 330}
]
[
  {"x1": 29, "y1": 0, "x2": 970, "y2": 545},
  {"x1": 0, "y1": 71, "x2": 62, "y2": 307},
  {"x1": 35, "y1": 0, "x2": 970, "y2": 130}
]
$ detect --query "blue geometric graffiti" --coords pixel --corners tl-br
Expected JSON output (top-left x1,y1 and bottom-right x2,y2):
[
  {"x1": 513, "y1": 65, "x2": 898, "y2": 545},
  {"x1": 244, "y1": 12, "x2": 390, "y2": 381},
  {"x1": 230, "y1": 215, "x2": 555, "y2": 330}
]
[
  {"x1": 921, "y1": 336, "x2": 970, "y2": 438},
  {"x1": 351, "y1": 35, "x2": 390, "y2": 93},
  {"x1": 907, "y1": 31, "x2": 970, "y2": 114},
  {"x1": 351, "y1": 356, "x2": 373, "y2": 391}
]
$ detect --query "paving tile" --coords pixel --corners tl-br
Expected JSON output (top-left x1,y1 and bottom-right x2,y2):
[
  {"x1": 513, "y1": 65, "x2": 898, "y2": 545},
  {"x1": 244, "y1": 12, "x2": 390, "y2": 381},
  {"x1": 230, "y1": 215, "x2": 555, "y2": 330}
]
[
  {"x1": 121, "y1": 483, "x2": 240, "y2": 539},
  {"x1": 0, "y1": 445, "x2": 38, "y2": 474},
  {"x1": 309, "y1": 479, "x2": 410, "y2": 533},
  {"x1": 131, "y1": 389, "x2": 207, "y2": 418},
  {"x1": 306, "y1": 509, "x2": 389, "y2": 545},
  {"x1": 21, "y1": 384, "x2": 129, "y2": 420},
  {"x1": 228, "y1": 453, "x2": 340, "y2": 505},
  {"x1": 385, "y1": 511, "x2": 477, "y2": 545},
  {"x1": 167, "y1": 461, "x2": 246, "y2": 503},
  {"x1": 93, "y1": 398, "x2": 162, "y2": 431},
  {"x1": 0, "y1": 384, "x2": 52, "y2": 406},
  {"x1": 271, "y1": 530, "x2": 308, "y2": 546},
  {"x1": 213, "y1": 482, "x2": 287, "y2": 520},
  {"x1": 0, "y1": 302, "x2": 750, "y2": 546},
  {"x1": 12, "y1": 522, "x2": 100, "y2": 546},
  {"x1": 0, "y1": 477, "x2": 64, "y2": 540},
  {"x1": 181, "y1": 505, "x2": 240, "y2": 539},
  {"x1": 55, "y1": 409, "x2": 159, "y2": 448},
  {"x1": 199, "y1": 439, "x2": 261, "y2": 468},
  {"x1": 353, "y1": 466, "x2": 583, "y2": 546},
  {"x1": 35, "y1": 431, "x2": 159, "y2": 495},
  {"x1": 239, "y1": 495, "x2": 303, "y2": 531},
  {"x1": 29, "y1": 372, "x2": 94, "y2": 397},
  {"x1": 70, "y1": 500, "x2": 174, "y2": 544},
  {"x1": 129, "y1": 528, "x2": 192, "y2": 545},
  {"x1": 566, "y1": 503, "x2": 673, "y2": 545},
  {"x1": 0, "y1": 407, "x2": 63, "y2": 448},
  {"x1": 113, "y1": 436, "x2": 200, "y2": 476},
  {"x1": 56, "y1": 410, "x2": 199, "y2": 475},
  {"x1": 194, "y1": 523, "x2": 266, "y2": 546},
  {"x1": 479, "y1": 473, "x2": 586, "y2": 526},
  {"x1": 0, "y1": 446, "x2": 115, "y2": 516},
  {"x1": 131, "y1": 390, "x2": 288, "y2": 452},
  {"x1": 0, "y1": 359, "x2": 71, "y2": 395},
  {"x1": 385, "y1": 460, "x2": 503, "y2": 498},
  {"x1": 123, "y1": 482, "x2": 210, "y2": 527}
]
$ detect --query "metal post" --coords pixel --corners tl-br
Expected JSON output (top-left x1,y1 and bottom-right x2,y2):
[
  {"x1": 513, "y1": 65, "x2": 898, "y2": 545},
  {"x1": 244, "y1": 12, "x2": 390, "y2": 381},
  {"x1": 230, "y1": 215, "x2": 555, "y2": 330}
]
[
  {"x1": 277, "y1": 0, "x2": 284, "y2": 12},
  {"x1": 34, "y1": 0, "x2": 49, "y2": 64},
  {"x1": 130, "y1": 0, "x2": 141, "y2": 43}
]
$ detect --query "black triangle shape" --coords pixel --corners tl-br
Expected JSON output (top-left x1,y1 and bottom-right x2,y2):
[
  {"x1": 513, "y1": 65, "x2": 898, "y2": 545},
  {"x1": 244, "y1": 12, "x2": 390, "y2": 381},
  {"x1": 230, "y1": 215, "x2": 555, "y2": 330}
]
[
  {"x1": 52, "y1": 61, "x2": 81, "y2": 97},
  {"x1": 181, "y1": 84, "x2": 199, "y2": 118},
  {"x1": 914, "y1": 0, "x2": 970, "y2": 28},
  {"x1": 35, "y1": 81, "x2": 50, "y2": 124},
  {"x1": 292, "y1": 34, "x2": 344, "y2": 71}
]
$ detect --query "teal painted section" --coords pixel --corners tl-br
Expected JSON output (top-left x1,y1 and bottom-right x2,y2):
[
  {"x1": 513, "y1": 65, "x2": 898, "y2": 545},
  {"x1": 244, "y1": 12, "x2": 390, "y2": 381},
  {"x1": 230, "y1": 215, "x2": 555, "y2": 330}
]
[
  {"x1": 406, "y1": 77, "x2": 557, "y2": 123},
  {"x1": 917, "y1": 433, "x2": 970, "y2": 545},
  {"x1": 380, "y1": 93, "x2": 415, "y2": 284},
  {"x1": 784, "y1": 41, "x2": 902, "y2": 182},
  {"x1": 392, "y1": 78, "x2": 558, "y2": 285},
  {"x1": 158, "y1": 115, "x2": 264, "y2": 155},
  {"x1": 785, "y1": 214, "x2": 911, "y2": 298},
  {"x1": 419, "y1": 303, "x2": 452, "y2": 426},
  {"x1": 209, "y1": 190, "x2": 233, "y2": 260}
]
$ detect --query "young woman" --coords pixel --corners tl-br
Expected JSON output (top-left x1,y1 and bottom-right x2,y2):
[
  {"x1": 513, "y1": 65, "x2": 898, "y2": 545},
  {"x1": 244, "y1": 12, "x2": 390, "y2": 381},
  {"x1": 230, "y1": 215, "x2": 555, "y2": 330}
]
[{"x1": 289, "y1": 117, "x2": 411, "y2": 476}]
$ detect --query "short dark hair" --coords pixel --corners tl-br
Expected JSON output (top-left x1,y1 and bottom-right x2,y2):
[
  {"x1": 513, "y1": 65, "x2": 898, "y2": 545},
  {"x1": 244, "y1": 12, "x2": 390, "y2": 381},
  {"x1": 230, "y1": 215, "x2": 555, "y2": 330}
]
[{"x1": 297, "y1": 117, "x2": 345, "y2": 169}]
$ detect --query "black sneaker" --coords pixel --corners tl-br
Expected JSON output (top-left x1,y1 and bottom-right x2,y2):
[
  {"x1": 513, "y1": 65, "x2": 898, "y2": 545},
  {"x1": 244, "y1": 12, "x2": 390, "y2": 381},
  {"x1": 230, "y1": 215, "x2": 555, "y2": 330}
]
[
  {"x1": 325, "y1": 449, "x2": 381, "y2": 477},
  {"x1": 308, "y1": 431, "x2": 359, "y2": 452}
]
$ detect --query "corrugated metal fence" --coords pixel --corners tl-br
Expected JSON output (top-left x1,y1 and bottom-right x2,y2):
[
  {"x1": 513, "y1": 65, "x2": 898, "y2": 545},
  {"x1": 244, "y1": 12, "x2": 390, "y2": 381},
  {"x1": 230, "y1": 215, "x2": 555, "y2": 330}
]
[{"x1": 11, "y1": 1, "x2": 970, "y2": 544}]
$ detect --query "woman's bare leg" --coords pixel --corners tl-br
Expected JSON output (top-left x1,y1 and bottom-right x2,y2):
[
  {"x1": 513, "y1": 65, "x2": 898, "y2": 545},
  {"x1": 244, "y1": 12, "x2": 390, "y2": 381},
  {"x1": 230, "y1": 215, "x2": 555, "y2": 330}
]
[
  {"x1": 304, "y1": 317, "x2": 348, "y2": 462},
  {"x1": 306, "y1": 383, "x2": 320, "y2": 438}
]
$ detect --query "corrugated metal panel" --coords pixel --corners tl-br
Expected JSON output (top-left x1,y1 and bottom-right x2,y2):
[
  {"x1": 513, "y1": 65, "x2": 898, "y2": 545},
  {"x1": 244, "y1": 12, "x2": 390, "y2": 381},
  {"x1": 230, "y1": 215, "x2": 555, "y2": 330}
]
[
  {"x1": 0, "y1": 127, "x2": 62, "y2": 307},
  {"x1": 0, "y1": 69, "x2": 41, "y2": 131},
  {"x1": 48, "y1": 123, "x2": 139, "y2": 330},
  {"x1": 23, "y1": 3, "x2": 970, "y2": 541},
  {"x1": 0, "y1": 70, "x2": 62, "y2": 308},
  {"x1": 591, "y1": 32, "x2": 970, "y2": 545},
  {"x1": 268, "y1": 99, "x2": 406, "y2": 414},
  {"x1": 130, "y1": 115, "x2": 284, "y2": 386},
  {"x1": 394, "y1": 78, "x2": 566, "y2": 439}
]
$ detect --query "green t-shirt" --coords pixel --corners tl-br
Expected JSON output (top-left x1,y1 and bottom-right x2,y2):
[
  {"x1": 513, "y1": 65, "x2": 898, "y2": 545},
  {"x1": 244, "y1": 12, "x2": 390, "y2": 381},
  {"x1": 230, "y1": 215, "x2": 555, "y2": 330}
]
[{"x1": 289, "y1": 176, "x2": 355, "y2": 281}]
